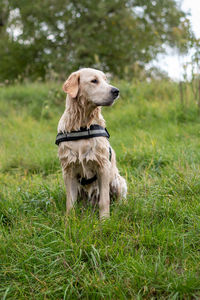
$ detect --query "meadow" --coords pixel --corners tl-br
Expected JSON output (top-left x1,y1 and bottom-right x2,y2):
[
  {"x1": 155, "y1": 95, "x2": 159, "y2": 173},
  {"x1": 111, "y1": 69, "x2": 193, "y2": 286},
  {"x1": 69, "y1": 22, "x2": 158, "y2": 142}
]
[{"x1": 0, "y1": 80, "x2": 200, "y2": 299}]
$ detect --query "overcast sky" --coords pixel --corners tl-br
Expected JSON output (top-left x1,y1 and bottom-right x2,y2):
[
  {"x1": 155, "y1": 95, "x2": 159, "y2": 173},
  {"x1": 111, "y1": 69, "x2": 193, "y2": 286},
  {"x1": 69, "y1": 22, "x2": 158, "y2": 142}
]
[{"x1": 153, "y1": 0, "x2": 200, "y2": 80}]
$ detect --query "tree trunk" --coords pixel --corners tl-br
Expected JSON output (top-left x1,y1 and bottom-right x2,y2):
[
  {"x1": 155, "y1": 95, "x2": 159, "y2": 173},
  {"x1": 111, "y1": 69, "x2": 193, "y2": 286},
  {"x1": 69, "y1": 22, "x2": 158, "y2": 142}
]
[
  {"x1": 179, "y1": 81, "x2": 184, "y2": 109},
  {"x1": 198, "y1": 79, "x2": 200, "y2": 115}
]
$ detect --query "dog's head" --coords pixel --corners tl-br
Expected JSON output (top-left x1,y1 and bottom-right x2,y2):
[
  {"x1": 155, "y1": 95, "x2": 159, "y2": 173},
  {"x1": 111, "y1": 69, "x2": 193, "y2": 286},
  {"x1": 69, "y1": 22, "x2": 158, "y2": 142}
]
[{"x1": 63, "y1": 68, "x2": 119, "y2": 106}]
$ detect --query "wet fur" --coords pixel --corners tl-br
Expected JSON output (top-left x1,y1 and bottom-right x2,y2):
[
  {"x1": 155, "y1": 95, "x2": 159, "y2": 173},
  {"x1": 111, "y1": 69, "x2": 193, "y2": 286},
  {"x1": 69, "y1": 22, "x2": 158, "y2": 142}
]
[{"x1": 57, "y1": 68, "x2": 127, "y2": 218}]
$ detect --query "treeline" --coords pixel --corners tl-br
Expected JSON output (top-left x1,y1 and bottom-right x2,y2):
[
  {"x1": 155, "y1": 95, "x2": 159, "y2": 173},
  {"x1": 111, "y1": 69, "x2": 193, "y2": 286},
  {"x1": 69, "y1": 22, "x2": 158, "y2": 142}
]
[{"x1": 0, "y1": 0, "x2": 193, "y2": 81}]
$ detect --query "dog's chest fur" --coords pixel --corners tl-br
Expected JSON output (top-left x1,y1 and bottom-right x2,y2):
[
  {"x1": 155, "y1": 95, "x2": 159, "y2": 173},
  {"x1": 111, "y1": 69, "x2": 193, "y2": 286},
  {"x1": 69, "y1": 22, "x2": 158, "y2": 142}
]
[{"x1": 58, "y1": 137, "x2": 110, "y2": 178}]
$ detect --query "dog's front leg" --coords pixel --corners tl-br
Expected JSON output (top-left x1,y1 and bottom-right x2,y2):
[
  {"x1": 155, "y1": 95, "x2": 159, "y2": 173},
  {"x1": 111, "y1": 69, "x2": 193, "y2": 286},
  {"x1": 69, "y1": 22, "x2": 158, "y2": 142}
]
[
  {"x1": 63, "y1": 173, "x2": 78, "y2": 214},
  {"x1": 98, "y1": 169, "x2": 110, "y2": 219}
]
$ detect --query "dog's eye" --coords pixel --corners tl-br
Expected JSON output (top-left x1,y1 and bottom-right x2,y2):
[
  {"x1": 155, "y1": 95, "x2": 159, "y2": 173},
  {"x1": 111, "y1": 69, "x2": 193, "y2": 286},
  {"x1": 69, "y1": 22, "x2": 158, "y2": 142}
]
[{"x1": 91, "y1": 79, "x2": 98, "y2": 84}]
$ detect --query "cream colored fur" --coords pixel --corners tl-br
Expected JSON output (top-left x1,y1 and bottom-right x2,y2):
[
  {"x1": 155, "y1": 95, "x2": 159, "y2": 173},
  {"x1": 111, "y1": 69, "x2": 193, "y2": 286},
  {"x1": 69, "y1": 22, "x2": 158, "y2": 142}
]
[{"x1": 57, "y1": 68, "x2": 127, "y2": 219}]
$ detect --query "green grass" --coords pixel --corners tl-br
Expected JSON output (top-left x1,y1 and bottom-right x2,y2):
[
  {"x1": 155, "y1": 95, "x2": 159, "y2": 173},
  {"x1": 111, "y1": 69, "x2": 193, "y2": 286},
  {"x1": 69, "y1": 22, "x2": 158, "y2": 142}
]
[{"x1": 0, "y1": 80, "x2": 200, "y2": 299}]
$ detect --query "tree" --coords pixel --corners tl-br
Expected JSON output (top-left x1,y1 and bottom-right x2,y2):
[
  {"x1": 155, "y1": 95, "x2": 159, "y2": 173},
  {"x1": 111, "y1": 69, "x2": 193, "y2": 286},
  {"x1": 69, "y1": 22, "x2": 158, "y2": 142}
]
[{"x1": 0, "y1": 0, "x2": 193, "y2": 81}]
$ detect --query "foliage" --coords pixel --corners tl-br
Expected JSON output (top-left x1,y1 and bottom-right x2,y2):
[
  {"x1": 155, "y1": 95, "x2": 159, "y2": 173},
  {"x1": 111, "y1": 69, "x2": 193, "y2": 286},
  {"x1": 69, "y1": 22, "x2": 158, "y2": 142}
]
[
  {"x1": 0, "y1": 0, "x2": 193, "y2": 81},
  {"x1": 0, "y1": 80, "x2": 200, "y2": 298}
]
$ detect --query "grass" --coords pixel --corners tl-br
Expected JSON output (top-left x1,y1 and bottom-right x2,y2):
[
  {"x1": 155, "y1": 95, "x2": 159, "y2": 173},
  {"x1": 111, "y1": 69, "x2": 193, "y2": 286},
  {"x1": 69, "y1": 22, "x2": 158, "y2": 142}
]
[{"x1": 0, "y1": 80, "x2": 200, "y2": 299}]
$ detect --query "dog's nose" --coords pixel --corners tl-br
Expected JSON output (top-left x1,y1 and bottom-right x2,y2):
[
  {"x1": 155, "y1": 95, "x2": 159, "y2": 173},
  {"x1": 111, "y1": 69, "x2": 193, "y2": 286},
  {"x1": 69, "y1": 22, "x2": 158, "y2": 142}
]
[{"x1": 111, "y1": 87, "x2": 119, "y2": 98}]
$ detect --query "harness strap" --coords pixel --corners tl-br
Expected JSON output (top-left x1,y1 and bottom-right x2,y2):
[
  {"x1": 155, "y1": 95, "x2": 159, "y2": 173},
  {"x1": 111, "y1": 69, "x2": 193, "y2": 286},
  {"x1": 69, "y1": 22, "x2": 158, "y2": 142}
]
[
  {"x1": 109, "y1": 146, "x2": 112, "y2": 161},
  {"x1": 55, "y1": 124, "x2": 112, "y2": 186},
  {"x1": 55, "y1": 124, "x2": 110, "y2": 145},
  {"x1": 78, "y1": 174, "x2": 97, "y2": 186},
  {"x1": 77, "y1": 147, "x2": 112, "y2": 186}
]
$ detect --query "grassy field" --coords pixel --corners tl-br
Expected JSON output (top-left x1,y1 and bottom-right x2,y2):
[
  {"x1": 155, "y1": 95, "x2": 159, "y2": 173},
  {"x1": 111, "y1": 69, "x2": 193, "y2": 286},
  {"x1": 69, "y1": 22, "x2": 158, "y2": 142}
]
[{"x1": 0, "y1": 80, "x2": 200, "y2": 299}]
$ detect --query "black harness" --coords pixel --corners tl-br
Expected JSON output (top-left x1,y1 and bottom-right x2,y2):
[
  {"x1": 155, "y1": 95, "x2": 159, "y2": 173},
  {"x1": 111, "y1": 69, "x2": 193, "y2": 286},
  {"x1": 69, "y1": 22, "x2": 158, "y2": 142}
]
[
  {"x1": 55, "y1": 124, "x2": 110, "y2": 145},
  {"x1": 55, "y1": 124, "x2": 112, "y2": 186}
]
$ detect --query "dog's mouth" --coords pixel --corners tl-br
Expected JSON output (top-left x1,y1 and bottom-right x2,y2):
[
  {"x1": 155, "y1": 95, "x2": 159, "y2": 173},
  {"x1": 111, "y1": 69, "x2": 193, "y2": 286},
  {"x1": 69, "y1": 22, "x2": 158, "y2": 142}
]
[
  {"x1": 99, "y1": 99, "x2": 115, "y2": 106},
  {"x1": 99, "y1": 93, "x2": 120, "y2": 107}
]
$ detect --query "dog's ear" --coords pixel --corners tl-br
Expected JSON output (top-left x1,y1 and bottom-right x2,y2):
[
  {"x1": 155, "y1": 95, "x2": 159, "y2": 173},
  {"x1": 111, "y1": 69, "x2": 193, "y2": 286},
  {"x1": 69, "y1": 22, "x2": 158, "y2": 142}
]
[{"x1": 63, "y1": 71, "x2": 80, "y2": 98}]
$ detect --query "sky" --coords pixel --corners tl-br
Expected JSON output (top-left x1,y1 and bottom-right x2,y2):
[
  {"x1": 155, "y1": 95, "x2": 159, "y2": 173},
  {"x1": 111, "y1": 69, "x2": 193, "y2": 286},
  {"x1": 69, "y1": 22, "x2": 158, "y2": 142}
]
[{"x1": 153, "y1": 0, "x2": 200, "y2": 80}]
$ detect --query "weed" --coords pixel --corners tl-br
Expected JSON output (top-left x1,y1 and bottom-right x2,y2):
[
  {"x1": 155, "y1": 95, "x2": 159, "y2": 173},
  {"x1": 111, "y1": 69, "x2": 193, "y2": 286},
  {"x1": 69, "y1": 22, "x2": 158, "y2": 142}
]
[{"x1": 0, "y1": 80, "x2": 200, "y2": 299}]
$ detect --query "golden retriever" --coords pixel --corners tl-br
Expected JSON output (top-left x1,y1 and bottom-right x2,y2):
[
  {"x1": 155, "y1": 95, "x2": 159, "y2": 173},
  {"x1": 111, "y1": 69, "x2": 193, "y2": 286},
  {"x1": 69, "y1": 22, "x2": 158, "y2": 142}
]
[{"x1": 57, "y1": 68, "x2": 127, "y2": 219}]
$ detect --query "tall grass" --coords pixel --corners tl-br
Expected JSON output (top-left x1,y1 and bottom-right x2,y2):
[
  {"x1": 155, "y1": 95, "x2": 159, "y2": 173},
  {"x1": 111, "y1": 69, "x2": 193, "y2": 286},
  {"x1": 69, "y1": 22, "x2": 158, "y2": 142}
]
[{"x1": 0, "y1": 80, "x2": 200, "y2": 299}]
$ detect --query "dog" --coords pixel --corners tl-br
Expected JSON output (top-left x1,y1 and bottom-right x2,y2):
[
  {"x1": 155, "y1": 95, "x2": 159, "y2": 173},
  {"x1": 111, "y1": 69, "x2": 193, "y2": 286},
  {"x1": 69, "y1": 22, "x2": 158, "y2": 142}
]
[{"x1": 56, "y1": 68, "x2": 127, "y2": 219}]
